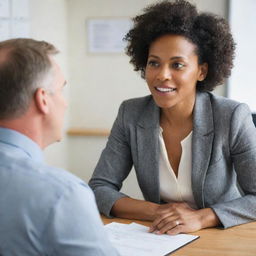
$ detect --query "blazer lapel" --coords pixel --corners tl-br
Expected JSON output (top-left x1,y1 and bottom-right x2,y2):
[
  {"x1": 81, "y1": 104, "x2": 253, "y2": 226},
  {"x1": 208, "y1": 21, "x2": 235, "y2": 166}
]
[
  {"x1": 192, "y1": 92, "x2": 214, "y2": 208},
  {"x1": 136, "y1": 97, "x2": 161, "y2": 203}
]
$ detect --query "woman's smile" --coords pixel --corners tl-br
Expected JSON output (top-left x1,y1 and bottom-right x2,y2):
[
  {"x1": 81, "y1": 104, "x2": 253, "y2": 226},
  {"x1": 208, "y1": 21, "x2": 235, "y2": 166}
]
[{"x1": 155, "y1": 86, "x2": 177, "y2": 93}]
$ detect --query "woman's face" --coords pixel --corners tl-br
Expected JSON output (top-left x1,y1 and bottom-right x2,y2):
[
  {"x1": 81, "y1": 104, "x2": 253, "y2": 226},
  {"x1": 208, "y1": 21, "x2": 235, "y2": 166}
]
[{"x1": 145, "y1": 34, "x2": 207, "y2": 110}]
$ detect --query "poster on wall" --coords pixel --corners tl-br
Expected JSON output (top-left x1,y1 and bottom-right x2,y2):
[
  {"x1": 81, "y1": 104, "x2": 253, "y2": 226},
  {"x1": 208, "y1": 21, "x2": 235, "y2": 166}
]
[{"x1": 87, "y1": 18, "x2": 132, "y2": 53}]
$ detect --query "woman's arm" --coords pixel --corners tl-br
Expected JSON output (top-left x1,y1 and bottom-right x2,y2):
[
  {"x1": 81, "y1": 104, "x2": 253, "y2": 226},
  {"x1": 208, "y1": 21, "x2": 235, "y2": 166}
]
[
  {"x1": 111, "y1": 197, "x2": 159, "y2": 221},
  {"x1": 112, "y1": 198, "x2": 220, "y2": 234},
  {"x1": 210, "y1": 103, "x2": 256, "y2": 228},
  {"x1": 112, "y1": 198, "x2": 220, "y2": 235},
  {"x1": 89, "y1": 102, "x2": 133, "y2": 217}
]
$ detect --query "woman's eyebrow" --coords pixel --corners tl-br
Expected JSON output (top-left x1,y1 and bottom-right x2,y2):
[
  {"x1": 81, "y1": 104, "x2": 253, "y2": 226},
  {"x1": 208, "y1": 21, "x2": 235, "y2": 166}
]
[{"x1": 148, "y1": 55, "x2": 186, "y2": 60}]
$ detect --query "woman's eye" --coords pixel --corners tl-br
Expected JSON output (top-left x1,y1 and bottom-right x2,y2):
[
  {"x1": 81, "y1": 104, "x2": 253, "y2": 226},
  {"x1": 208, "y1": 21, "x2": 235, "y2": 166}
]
[
  {"x1": 147, "y1": 60, "x2": 159, "y2": 67},
  {"x1": 172, "y1": 63, "x2": 184, "y2": 69}
]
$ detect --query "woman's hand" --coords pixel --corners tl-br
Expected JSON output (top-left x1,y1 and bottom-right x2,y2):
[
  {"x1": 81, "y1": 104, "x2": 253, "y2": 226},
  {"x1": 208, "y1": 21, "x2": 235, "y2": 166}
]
[{"x1": 149, "y1": 202, "x2": 220, "y2": 235}]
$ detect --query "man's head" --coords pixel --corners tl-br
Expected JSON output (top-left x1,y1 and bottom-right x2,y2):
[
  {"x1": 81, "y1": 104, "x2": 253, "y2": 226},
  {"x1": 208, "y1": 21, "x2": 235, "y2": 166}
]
[{"x1": 0, "y1": 38, "x2": 67, "y2": 148}]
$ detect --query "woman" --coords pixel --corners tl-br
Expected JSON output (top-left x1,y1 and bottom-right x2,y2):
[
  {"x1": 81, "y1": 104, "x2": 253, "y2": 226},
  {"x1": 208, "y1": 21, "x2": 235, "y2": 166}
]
[{"x1": 89, "y1": 0, "x2": 256, "y2": 235}]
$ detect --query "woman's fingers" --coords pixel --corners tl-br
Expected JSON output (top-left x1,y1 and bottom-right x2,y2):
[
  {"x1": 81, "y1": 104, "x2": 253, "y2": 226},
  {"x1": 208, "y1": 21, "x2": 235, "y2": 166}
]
[
  {"x1": 155, "y1": 219, "x2": 182, "y2": 235},
  {"x1": 149, "y1": 210, "x2": 174, "y2": 232},
  {"x1": 167, "y1": 224, "x2": 183, "y2": 235}
]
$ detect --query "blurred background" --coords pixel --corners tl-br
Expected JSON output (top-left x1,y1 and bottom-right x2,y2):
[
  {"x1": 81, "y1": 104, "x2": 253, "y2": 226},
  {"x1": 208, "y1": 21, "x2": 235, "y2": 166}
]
[{"x1": 1, "y1": 0, "x2": 255, "y2": 199}]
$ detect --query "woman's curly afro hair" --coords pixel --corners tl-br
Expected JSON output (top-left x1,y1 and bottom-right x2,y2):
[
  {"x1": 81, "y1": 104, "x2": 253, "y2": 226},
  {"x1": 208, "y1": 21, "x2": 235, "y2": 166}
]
[{"x1": 124, "y1": 0, "x2": 235, "y2": 91}]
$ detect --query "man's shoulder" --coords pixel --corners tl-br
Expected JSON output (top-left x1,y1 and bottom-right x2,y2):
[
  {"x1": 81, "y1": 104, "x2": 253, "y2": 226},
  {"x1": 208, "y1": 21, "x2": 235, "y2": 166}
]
[
  {"x1": 0, "y1": 151, "x2": 90, "y2": 198},
  {"x1": 28, "y1": 159, "x2": 90, "y2": 196},
  {"x1": 0, "y1": 151, "x2": 103, "y2": 255},
  {"x1": 40, "y1": 164, "x2": 88, "y2": 191}
]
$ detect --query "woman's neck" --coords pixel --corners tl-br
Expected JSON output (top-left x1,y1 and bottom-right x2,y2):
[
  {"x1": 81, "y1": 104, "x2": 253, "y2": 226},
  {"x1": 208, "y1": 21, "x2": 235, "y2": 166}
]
[{"x1": 161, "y1": 97, "x2": 195, "y2": 128}]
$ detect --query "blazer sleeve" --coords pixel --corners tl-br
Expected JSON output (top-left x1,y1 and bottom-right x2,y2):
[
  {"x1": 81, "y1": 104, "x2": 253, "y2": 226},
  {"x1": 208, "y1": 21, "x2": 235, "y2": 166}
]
[
  {"x1": 89, "y1": 102, "x2": 133, "y2": 217},
  {"x1": 211, "y1": 103, "x2": 256, "y2": 228}
]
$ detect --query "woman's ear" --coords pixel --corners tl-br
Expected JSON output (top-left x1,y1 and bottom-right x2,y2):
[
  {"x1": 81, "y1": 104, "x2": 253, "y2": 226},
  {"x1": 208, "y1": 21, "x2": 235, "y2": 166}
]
[
  {"x1": 198, "y1": 62, "x2": 208, "y2": 81},
  {"x1": 34, "y1": 88, "x2": 50, "y2": 114}
]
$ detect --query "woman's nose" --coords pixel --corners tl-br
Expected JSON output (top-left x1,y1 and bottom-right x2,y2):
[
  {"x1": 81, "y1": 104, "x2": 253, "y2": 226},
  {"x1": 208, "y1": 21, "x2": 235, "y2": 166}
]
[{"x1": 156, "y1": 65, "x2": 172, "y2": 81}]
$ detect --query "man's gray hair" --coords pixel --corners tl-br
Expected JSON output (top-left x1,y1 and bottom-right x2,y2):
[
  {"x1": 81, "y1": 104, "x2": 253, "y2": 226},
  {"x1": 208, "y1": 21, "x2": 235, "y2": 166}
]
[{"x1": 0, "y1": 38, "x2": 59, "y2": 119}]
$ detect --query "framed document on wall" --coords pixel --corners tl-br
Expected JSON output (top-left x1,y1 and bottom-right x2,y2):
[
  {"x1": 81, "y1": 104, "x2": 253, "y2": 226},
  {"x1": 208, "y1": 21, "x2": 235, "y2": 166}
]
[{"x1": 87, "y1": 18, "x2": 132, "y2": 53}]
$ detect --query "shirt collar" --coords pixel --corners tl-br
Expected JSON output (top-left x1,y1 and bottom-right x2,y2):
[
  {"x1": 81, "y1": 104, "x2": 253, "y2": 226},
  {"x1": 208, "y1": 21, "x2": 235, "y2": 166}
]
[{"x1": 0, "y1": 127, "x2": 44, "y2": 162}]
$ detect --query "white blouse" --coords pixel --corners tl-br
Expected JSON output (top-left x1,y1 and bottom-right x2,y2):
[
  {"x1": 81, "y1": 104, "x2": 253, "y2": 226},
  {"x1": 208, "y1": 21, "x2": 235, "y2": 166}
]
[{"x1": 159, "y1": 128, "x2": 197, "y2": 209}]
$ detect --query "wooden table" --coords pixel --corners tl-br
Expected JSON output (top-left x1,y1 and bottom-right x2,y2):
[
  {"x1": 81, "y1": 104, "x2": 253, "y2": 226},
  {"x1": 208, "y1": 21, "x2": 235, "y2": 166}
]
[{"x1": 102, "y1": 216, "x2": 256, "y2": 256}]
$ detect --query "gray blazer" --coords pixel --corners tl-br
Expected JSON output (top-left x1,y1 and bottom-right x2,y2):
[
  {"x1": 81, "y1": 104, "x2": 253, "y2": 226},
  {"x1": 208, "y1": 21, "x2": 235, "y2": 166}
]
[{"x1": 89, "y1": 92, "x2": 256, "y2": 228}]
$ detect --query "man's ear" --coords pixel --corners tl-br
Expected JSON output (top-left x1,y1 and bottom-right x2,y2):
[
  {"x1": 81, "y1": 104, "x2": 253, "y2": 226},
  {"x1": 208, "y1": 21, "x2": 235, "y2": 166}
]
[
  {"x1": 34, "y1": 88, "x2": 50, "y2": 114},
  {"x1": 198, "y1": 62, "x2": 208, "y2": 81}
]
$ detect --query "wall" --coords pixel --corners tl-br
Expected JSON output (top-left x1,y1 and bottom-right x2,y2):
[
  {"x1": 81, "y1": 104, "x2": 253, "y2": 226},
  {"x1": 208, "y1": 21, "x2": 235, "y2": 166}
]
[
  {"x1": 66, "y1": 0, "x2": 228, "y2": 199},
  {"x1": 228, "y1": 0, "x2": 256, "y2": 112}
]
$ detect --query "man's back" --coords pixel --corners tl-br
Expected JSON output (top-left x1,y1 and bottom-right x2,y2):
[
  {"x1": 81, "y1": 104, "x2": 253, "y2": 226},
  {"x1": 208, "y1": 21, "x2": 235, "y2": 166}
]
[{"x1": 0, "y1": 127, "x2": 118, "y2": 255}]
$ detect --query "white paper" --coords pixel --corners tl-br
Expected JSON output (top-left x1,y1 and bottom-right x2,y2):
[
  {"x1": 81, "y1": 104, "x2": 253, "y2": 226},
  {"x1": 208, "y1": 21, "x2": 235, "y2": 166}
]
[
  {"x1": 0, "y1": 0, "x2": 10, "y2": 18},
  {"x1": 105, "y1": 222, "x2": 198, "y2": 256},
  {"x1": 88, "y1": 18, "x2": 132, "y2": 53},
  {"x1": 0, "y1": 19, "x2": 10, "y2": 40}
]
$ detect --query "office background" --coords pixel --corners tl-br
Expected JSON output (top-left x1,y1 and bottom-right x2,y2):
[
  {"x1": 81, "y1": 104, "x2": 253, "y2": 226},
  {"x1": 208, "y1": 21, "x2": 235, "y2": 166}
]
[{"x1": 8, "y1": 0, "x2": 253, "y2": 199}]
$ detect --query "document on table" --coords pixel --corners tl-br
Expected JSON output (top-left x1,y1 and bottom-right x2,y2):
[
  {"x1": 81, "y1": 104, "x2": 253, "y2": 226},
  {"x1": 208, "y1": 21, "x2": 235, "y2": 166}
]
[{"x1": 104, "y1": 222, "x2": 199, "y2": 256}]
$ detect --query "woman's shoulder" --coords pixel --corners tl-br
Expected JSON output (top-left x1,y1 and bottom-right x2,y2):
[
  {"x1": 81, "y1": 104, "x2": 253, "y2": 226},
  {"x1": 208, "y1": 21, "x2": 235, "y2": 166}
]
[
  {"x1": 119, "y1": 95, "x2": 156, "y2": 116},
  {"x1": 202, "y1": 91, "x2": 250, "y2": 112},
  {"x1": 121, "y1": 95, "x2": 153, "y2": 108},
  {"x1": 200, "y1": 92, "x2": 252, "y2": 126},
  {"x1": 118, "y1": 95, "x2": 158, "y2": 125}
]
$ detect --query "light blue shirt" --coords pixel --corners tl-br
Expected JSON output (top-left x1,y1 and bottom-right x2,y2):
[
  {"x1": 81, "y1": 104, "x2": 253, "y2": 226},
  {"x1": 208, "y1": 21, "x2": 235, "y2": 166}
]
[{"x1": 0, "y1": 127, "x2": 119, "y2": 256}]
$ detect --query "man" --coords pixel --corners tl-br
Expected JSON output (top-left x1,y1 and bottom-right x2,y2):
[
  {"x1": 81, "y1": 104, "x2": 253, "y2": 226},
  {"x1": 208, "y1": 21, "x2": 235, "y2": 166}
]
[{"x1": 0, "y1": 38, "x2": 118, "y2": 255}]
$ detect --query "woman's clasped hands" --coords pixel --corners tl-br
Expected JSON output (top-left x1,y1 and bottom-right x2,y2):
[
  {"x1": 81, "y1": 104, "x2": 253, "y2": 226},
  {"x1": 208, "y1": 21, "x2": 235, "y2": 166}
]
[{"x1": 149, "y1": 202, "x2": 205, "y2": 235}]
